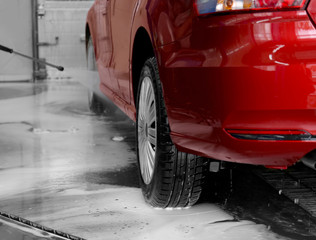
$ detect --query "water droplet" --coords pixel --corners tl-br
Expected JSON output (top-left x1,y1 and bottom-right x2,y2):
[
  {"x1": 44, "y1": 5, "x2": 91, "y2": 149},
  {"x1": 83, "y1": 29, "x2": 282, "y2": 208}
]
[
  {"x1": 68, "y1": 127, "x2": 79, "y2": 133},
  {"x1": 112, "y1": 136, "x2": 125, "y2": 142},
  {"x1": 32, "y1": 128, "x2": 51, "y2": 134}
]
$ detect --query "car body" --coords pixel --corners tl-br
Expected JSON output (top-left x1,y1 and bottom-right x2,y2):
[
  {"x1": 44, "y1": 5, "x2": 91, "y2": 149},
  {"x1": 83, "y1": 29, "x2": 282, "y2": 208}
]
[{"x1": 86, "y1": 0, "x2": 316, "y2": 207}]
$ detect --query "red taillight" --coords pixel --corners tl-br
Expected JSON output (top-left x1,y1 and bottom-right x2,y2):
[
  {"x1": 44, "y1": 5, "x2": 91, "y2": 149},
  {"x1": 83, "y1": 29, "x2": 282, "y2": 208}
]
[{"x1": 194, "y1": 0, "x2": 307, "y2": 15}]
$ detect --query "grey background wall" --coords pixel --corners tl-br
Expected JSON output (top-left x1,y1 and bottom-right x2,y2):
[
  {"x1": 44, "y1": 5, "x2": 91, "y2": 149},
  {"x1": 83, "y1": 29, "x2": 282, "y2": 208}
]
[
  {"x1": 38, "y1": 1, "x2": 93, "y2": 77},
  {"x1": 0, "y1": 0, "x2": 33, "y2": 81}
]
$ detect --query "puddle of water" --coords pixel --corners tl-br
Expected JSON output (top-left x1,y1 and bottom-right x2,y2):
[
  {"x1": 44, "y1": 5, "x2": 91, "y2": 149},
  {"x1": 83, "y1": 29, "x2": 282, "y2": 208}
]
[
  {"x1": 201, "y1": 166, "x2": 316, "y2": 240},
  {"x1": 30, "y1": 127, "x2": 79, "y2": 134},
  {"x1": 83, "y1": 163, "x2": 139, "y2": 188},
  {"x1": 0, "y1": 85, "x2": 44, "y2": 100}
]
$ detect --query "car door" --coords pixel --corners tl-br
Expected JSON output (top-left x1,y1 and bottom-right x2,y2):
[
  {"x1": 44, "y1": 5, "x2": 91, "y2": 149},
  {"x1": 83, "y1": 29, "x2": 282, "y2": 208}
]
[
  {"x1": 109, "y1": 0, "x2": 139, "y2": 104},
  {"x1": 97, "y1": 0, "x2": 119, "y2": 93}
]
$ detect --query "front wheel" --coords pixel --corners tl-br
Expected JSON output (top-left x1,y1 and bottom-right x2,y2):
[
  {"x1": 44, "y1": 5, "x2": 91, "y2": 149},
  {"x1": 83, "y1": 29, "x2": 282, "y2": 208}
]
[
  {"x1": 86, "y1": 37, "x2": 105, "y2": 115},
  {"x1": 88, "y1": 90, "x2": 105, "y2": 115},
  {"x1": 136, "y1": 57, "x2": 208, "y2": 208}
]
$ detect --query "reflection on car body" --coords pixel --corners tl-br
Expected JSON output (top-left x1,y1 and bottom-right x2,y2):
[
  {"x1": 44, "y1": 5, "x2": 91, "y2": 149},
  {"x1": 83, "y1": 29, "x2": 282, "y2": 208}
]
[{"x1": 86, "y1": 0, "x2": 316, "y2": 208}]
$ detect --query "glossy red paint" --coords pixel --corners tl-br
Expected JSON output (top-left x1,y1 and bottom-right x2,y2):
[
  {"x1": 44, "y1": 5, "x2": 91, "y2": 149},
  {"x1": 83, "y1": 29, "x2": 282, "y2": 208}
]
[{"x1": 86, "y1": 0, "x2": 316, "y2": 167}]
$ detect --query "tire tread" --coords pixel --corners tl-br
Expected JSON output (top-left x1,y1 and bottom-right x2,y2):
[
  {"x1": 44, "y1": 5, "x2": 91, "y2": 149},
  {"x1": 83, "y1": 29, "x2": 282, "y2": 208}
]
[{"x1": 139, "y1": 57, "x2": 208, "y2": 208}]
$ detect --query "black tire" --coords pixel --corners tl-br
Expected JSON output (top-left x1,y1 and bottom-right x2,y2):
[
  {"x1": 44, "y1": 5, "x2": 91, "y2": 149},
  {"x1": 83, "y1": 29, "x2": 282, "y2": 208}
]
[
  {"x1": 136, "y1": 57, "x2": 208, "y2": 208},
  {"x1": 87, "y1": 37, "x2": 105, "y2": 115}
]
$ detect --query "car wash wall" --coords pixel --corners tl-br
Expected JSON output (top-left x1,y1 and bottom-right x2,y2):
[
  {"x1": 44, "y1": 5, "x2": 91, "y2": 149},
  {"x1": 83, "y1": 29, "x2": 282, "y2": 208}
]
[
  {"x1": 38, "y1": 0, "x2": 94, "y2": 79},
  {"x1": 0, "y1": 0, "x2": 34, "y2": 82}
]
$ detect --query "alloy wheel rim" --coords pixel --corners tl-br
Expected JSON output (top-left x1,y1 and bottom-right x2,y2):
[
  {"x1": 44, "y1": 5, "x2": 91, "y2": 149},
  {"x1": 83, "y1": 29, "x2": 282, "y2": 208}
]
[{"x1": 138, "y1": 76, "x2": 157, "y2": 184}]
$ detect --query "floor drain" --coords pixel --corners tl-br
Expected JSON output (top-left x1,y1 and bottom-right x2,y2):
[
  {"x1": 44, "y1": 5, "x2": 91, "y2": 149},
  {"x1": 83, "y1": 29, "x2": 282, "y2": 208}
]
[
  {"x1": 254, "y1": 164, "x2": 316, "y2": 218},
  {"x1": 0, "y1": 211, "x2": 86, "y2": 240}
]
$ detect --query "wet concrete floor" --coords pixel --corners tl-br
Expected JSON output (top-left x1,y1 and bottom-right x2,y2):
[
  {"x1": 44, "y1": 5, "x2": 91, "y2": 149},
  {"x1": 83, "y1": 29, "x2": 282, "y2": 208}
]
[{"x1": 0, "y1": 72, "x2": 315, "y2": 240}]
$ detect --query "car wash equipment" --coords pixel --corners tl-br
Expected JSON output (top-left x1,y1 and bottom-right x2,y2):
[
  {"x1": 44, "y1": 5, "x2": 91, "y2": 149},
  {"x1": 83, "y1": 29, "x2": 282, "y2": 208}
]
[{"x1": 0, "y1": 44, "x2": 64, "y2": 71}]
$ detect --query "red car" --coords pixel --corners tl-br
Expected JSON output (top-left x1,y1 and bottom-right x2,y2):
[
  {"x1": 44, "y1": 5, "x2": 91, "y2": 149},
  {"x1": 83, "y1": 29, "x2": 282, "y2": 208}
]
[{"x1": 86, "y1": 0, "x2": 316, "y2": 208}]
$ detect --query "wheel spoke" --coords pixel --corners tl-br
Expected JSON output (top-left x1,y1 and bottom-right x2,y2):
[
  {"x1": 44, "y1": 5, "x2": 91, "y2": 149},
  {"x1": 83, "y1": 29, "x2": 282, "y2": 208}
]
[
  {"x1": 146, "y1": 83, "x2": 153, "y2": 106},
  {"x1": 138, "y1": 119, "x2": 144, "y2": 132},
  {"x1": 148, "y1": 104, "x2": 156, "y2": 125},
  {"x1": 148, "y1": 128, "x2": 156, "y2": 146},
  {"x1": 139, "y1": 141, "x2": 146, "y2": 177},
  {"x1": 143, "y1": 80, "x2": 149, "y2": 108},
  {"x1": 143, "y1": 147, "x2": 150, "y2": 182},
  {"x1": 140, "y1": 85, "x2": 146, "y2": 116},
  {"x1": 138, "y1": 135, "x2": 145, "y2": 148},
  {"x1": 147, "y1": 142, "x2": 155, "y2": 171}
]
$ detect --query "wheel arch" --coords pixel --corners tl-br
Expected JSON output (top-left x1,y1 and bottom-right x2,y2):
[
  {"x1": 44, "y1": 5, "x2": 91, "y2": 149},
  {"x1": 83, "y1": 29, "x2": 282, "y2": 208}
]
[
  {"x1": 131, "y1": 27, "x2": 156, "y2": 107},
  {"x1": 85, "y1": 22, "x2": 98, "y2": 60},
  {"x1": 85, "y1": 23, "x2": 91, "y2": 55}
]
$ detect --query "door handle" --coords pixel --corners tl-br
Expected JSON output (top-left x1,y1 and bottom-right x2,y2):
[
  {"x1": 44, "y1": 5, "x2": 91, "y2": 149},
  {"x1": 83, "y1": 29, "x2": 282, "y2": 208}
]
[{"x1": 101, "y1": 7, "x2": 107, "y2": 15}]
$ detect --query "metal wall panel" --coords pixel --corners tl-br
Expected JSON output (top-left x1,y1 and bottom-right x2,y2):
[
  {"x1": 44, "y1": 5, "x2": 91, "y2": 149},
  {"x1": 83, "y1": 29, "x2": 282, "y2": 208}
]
[
  {"x1": 0, "y1": 0, "x2": 33, "y2": 82},
  {"x1": 38, "y1": 1, "x2": 93, "y2": 78}
]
